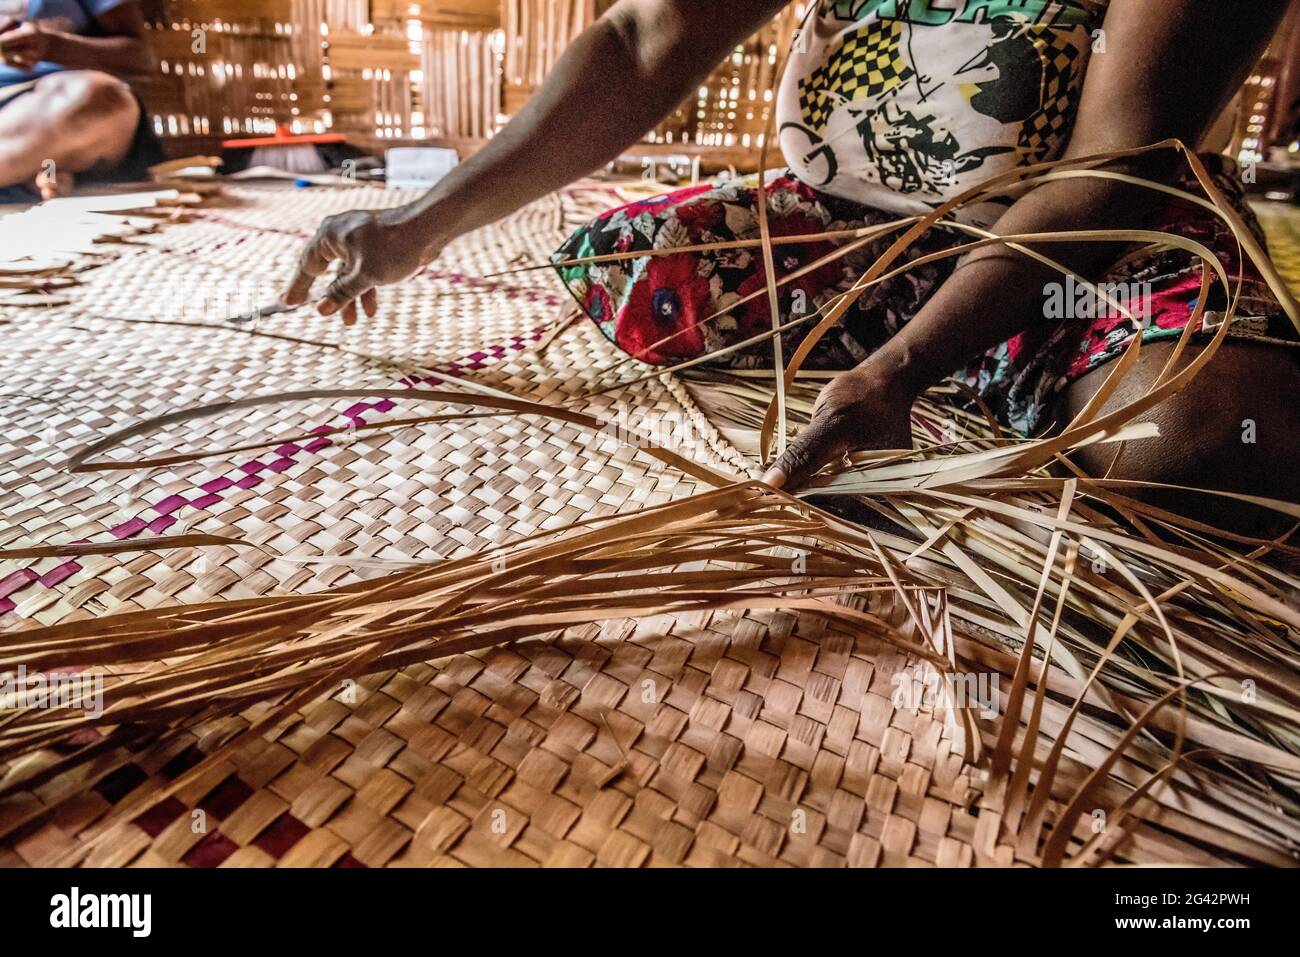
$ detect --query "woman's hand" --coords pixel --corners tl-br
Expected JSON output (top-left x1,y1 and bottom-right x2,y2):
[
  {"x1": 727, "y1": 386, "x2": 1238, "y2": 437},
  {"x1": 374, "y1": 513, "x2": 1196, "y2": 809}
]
[
  {"x1": 280, "y1": 1, "x2": 793, "y2": 324},
  {"x1": 283, "y1": 206, "x2": 440, "y2": 324},
  {"x1": 762, "y1": 364, "x2": 914, "y2": 491}
]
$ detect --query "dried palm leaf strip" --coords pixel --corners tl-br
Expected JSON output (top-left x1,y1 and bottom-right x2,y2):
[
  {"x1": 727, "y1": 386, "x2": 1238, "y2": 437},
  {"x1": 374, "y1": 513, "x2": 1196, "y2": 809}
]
[
  {"x1": 0, "y1": 534, "x2": 241, "y2": 559},
  {"x1": 9, "y1": 495, "x2": 984, "y2": 864},
  {"x1": 688, "y1": 362, "x2": 1300, "y2": 862}
]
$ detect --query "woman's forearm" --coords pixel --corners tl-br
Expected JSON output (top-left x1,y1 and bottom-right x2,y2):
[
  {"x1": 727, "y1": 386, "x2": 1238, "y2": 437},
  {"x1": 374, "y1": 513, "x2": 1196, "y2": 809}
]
[
  {"x1": 870, "y1": 172, "x2": 1170, "y2": 397},
  {"x1": 283, "y1": 1, "x2": 789, "y2": 318},
  {"x1": 399, "y1": 0, "x2": 790, "y2": 257},
  {"x1": 868, "y1": 0, "x2": 1289, "y2": 400},
  {"x1": 44, "y1": 31, "x2": 154, "y2": 79}
]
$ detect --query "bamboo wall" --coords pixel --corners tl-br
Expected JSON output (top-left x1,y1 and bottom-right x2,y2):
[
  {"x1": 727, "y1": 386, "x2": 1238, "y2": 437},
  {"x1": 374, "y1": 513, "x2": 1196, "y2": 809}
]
[
  {"x1": 138, "y1": 0, "x2": 329, "y2": 149},
  {"x1": 135, "y1": 2, "x2": 1270, "y2": 172},
  {"x1": 136, "y1": 0, "x2": 798, "y2": 167},
  {"x1": 501, "y1": 0, "x2": 602, "y2": 115},
  {"x1": 139, "y1": 0, "x2": 505, "y2": 155},
  {"x1": 137, "y1": 0, "x2": 795, "y2": 166},
  {"x1": 642, "y1": 6, "x2": 803, "y2": 170}
]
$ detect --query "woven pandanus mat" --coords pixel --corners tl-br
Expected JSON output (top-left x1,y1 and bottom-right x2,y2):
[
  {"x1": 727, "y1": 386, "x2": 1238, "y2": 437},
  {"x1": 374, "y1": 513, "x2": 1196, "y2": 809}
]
[
  {"x1": 0, "y1": 182, "x2": 1239, "y2": 869},
  {"x1": 1254, "y1": 201, "x2": 1300, "y2": 292}
]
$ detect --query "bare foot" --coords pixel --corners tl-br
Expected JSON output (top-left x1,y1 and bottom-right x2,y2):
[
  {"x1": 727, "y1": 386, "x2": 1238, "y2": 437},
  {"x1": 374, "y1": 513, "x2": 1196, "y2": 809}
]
[{"x1": 36, "y1": 167, "x2": 75, "y2": 201}]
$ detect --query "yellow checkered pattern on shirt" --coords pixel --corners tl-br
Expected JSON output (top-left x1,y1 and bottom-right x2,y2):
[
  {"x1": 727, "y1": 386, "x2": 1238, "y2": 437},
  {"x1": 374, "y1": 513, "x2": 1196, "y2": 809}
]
[
  {"x1": 1017, "y1": 27, "x2": 1082, "y2": 162},
  {"x1": 798, "y1": 20, "x2": 914, "y2": 133}
]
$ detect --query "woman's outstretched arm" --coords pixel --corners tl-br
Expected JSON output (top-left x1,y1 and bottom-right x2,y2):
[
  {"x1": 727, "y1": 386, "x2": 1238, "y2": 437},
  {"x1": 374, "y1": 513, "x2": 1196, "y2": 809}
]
[
  {"x1": 284, "y1": 0, "x2": 791, "y2": 322},
  {"x1": 764, "y1": 0, "x2": 1292, "y2": 490}
]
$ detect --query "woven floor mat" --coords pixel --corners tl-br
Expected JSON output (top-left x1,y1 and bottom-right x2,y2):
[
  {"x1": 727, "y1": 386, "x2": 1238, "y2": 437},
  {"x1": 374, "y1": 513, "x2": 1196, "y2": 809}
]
[
  {"x1": 0, "y1": 184, "x2": 724, "y2": 623},
  {"x1": 1253, "y1": 200, "x2": 1300, "y2": 293},
  {"x1": 0, "y1": 183, "x2": 1235, "y2": 868}
]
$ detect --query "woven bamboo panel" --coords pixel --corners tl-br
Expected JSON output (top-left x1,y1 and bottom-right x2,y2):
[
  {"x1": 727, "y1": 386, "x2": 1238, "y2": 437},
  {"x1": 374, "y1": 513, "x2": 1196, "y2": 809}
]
[
  {"x1": 420, "y1": 29, "x2": 501, "y2": 140},
  {"x1": 141, "y1": 0, "x2": 329, "y2": 142},
  {"x1": 502, "y1": 0, "x2": 602, "y2": 115},
  {"x1": 138, "y1": 1, "x2": 502, "y2": 153},
  {"x1": 323, "y1": 0, "x2": 371, "y2": 34},
  {"x1": 0, "y1": 180, "x2": 1255, "y2": 867},
  {"x1": 643, "y1": 4, "x2": 803, "y2": 161},
  {"x1": 327, "y1": 31, "x2": 420, "y2": 138},
  {"x1": 332, "y1": 9, "x2": 500, "y2": 144},
  {"x1": 375, "y1": 0, "x2": 501, "y2": 31}
]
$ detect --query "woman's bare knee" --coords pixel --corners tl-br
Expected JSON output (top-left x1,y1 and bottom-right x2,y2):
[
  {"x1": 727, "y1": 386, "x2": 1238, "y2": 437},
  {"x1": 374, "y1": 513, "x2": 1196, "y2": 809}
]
[{"x1": 1061, "y1": 341, "x2": 1300, "y2": 534}]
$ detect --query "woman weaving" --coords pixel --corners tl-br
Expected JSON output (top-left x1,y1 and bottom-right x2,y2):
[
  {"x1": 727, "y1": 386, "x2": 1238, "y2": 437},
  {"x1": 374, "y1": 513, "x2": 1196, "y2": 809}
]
[{"x1": 286, "y1": 0, "x2": 1300, "y2": 530}]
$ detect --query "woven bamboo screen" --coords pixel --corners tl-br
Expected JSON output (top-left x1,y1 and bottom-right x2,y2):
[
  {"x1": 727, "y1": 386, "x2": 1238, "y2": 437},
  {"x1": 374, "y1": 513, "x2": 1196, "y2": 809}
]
[
  {"x1": 136, "y1": 1, "x2": 803, "y2": 166},
  {"x1": 139, "y1": 0, "x2": 330, "y2": 149},
  {"x1": 501, "y1": 0, "x2": 602, "y2": 114},
  {"x1": 324, "y1": 28, "x2": 419, "y2": 140},
  {"x1": 326, "y1": 2, "x2": 497, "y2": 146},
  {"x1": 137, "y1": 0, "x2": 504, "y2": 154},
  {"x1": 420, "y1": 28, "x2": 501, "y2": 141},
  {"x1": 642, "y1": 4, "x2": 804, "y2": 166}
]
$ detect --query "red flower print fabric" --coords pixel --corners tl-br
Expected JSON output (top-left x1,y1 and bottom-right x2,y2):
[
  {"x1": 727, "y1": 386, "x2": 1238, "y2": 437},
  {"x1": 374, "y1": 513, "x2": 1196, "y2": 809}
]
[{"x1": 552, "y1": 158, "x2": 1295, "y2": 435}]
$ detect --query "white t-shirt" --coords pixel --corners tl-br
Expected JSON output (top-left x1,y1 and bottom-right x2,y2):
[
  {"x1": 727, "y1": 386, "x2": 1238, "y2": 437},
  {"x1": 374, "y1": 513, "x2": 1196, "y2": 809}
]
[{"x1": 777, "y1": 0, "x2": 1108, "y2": 226}]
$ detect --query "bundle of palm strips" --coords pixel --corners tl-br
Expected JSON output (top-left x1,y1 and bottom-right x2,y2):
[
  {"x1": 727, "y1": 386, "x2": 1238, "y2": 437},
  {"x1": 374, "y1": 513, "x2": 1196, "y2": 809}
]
[{"x1": 2, "y1": 139, "x2": 1300, "y2": 867}]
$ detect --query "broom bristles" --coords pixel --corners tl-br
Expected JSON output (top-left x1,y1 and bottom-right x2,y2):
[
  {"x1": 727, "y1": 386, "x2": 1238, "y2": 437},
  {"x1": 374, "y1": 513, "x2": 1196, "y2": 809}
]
[{"x1": 246, "y1": 143, "x2": 330, "y2": 176}]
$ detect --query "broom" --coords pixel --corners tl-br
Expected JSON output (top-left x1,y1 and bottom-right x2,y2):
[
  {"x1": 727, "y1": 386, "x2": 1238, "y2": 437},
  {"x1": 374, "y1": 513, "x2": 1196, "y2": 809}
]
[{"x1": 221, "y1": 123, "x2": 364, "y2": 177}]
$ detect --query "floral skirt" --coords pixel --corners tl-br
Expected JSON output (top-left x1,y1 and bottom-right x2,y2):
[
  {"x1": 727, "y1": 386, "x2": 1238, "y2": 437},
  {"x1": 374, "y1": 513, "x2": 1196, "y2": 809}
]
[{"x1": 551, "y1": 157, "x2": 1296, "y2": 434}]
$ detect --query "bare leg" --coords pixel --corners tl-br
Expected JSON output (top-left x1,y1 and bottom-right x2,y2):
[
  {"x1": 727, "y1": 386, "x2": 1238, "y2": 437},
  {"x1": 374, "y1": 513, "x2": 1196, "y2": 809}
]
[
  {"x1": 0, "y1": 70, "x2": 139, "y2": 191},
  {"x1": 34, "y1": 164, "x2": 76, "y2": 201},
  {"x1": 1061, "y1": 340, "x2": 1300, "y2": 535}
]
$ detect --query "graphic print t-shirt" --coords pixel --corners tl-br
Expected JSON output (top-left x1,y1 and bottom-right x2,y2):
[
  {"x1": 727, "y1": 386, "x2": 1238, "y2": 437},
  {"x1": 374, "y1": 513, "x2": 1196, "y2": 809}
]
[
  {"x1": 0, "y1": 0, "x2": 128, "y2": 88},
  {"x1": 777, "y1": 0, "x2": 1108, "y2": 226}
]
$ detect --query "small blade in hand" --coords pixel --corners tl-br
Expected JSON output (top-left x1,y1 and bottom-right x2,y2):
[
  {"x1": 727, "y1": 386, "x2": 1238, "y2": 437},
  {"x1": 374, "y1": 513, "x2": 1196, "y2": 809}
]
[{"x1": 226, "y1": 302, "x2": 295, "y2": 324}]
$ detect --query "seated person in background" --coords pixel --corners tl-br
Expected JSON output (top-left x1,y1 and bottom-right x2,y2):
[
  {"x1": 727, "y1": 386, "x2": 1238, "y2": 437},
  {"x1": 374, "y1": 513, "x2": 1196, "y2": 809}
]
[{"x1": 0, "y1": 0, "x2": 160, "y2": 201}]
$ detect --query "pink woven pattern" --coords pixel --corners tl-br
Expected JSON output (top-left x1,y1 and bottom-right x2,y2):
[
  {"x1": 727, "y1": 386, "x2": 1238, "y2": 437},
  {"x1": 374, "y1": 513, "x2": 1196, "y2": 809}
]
[{"x1": 0, "y1": 327, "x2": 547, "y2": 616}]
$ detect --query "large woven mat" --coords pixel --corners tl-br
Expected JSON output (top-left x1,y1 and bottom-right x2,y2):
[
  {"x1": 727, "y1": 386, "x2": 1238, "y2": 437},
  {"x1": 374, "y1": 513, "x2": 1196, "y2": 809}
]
[{"x1": 4, "y1": 183, "x2": 1291, "y2": 868}]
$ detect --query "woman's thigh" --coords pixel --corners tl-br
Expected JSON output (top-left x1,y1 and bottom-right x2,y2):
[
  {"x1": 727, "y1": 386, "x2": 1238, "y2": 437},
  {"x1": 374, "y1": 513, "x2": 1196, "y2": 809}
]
[
  {"x1": 551, "y1": 174, "x2": 953, "y2": 369},
  {"x1": 1061, "y1": 339, "x2": 1300, "y2": 533}
]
